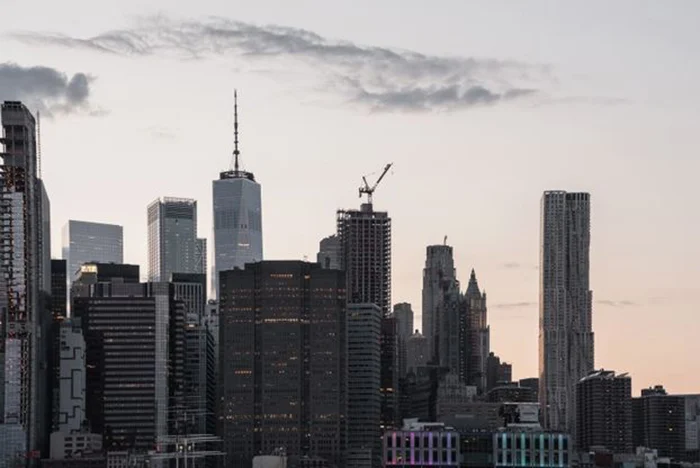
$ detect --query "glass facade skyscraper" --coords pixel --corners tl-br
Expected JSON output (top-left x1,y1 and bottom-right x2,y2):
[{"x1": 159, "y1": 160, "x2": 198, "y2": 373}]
[
  {"x1": 212, "y1": 171, "x2": 262, "y2": 297},
  {"x1": 211, "y1": 92, "x2": 263, "y2": 298},
  {"x1": 62, "y1": 220, "x2": 123, "y2": 281},
  {"x1": 147, "y1": 197, "x2": 198, "y2": 282}
]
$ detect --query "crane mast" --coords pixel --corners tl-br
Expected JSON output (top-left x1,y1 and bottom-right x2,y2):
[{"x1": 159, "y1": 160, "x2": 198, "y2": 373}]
[{"x1": 359, "y1": 163, "x2": 393, "y2": 206}]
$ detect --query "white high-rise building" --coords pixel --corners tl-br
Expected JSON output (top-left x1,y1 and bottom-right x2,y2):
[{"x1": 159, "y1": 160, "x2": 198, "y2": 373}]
[
  {"x1": 539, "y1": 191, "x2": 594, "y2": 433},
  {"x1": 211, "y1": 92, "x2": 262, "y2": 298},
  {"x1": 422, "y1": 244, "x2": 456, "y2": 361},
  {"x1": 147, "y1": 197, "x2": 198, "y2": 282}
]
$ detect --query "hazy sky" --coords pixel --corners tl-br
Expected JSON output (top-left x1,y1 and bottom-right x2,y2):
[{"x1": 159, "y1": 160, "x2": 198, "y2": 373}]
[{"x1": 2, "y1": 0, "x2": 699, "y2": 394}]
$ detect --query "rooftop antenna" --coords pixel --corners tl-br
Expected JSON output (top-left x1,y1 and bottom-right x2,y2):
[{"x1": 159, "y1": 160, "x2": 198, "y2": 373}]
[
  {"x1": 444, "y1": 235, "x2": 447, "y2": 246},
  {"x1": 233, "y1": 90, "x2": 240, "y2": 173}
]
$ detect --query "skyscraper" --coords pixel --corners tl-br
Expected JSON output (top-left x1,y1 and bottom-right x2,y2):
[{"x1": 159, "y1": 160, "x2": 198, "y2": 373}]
[
  {"x1": 72, "y1": 264, "x2": 186, "y2": 452},
  {"x1": 576, "y1": 369, "x2": 632, "y2": 453},
  {"x1": 464, "y1": 269, "x2": 489, "y2": 392},
  {"x1": 633, "y1": 386, "x2": 687, "y2": 460},
  {"x1": 347, "y1": 304, "x2": 382, "y2": 468},
  {"x1": 218, "y1": 261, "x2": 346, "y2": 468},
  {"x1": 394, "y1": 303, "x2": 413, "y2": 380},
  {"x1": 337, "y1": 206, "x2": 391, "y2": 314},
  {"x1": 317, "y1": 234, "x2": 341, "y2": 270},
  {"x1": 55, "y1": 321, "x2": 86, "y2": 434},
  {"x1": 405, "y1": 331, "x2": 429, "y2": 375},
  {"x1": 195, "y1": 237, "x2": 207, "y2": 275},
  {"x1": 0, "y1": 101, "x2": 52, "y2": 462},
  {"x1": 432, "y1": 263, "x2": 489, "y2": 393},
  {"x1": 539, "y1": 191, "x2": 594, "y2": 433},
  {"x1": 337, "y1": 203, "x2": 395, "y2": 429},
  {"x1": 62, "y1": 220, "x2": 123, "y2": 282},
  {"x1": 212, "y1": 92, "x2": 262, "y2": 298},
  {"x1": 422, "y1": 244, "x2": 456, "y2": 361},
  {"x1": 147, "y1": 197, "x2": 198, "y2": 282}
]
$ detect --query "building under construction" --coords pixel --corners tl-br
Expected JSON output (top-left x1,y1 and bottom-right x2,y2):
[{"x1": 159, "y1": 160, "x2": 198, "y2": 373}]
[
  {"x1": 337, "y1": 163, "x2": 397, "y2": 433},
  {"x1": 0, "y1": 101, "x2": 52, "y2": 464}
]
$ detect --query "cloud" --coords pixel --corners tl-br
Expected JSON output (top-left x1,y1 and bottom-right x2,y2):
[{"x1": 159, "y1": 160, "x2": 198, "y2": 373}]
[
  {"x1": 0, "y1": 62, "x2": 96, "y2": 116},
  {"x1": 11, "y1": 16, "x2": 547, "y2": 112},
  {"x1": 491, "y1": 301, "x2": 537, "y2": 309},
  {"x1": 596, "y1": 299, "x2": 637, "y2": 308}
]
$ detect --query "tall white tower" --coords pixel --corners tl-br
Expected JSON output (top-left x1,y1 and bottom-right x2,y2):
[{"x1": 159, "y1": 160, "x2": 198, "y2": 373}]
[
  {"x1": 539, "y1": 191, "x2": 594, "y2": 433},
  {"x1": 211, "y1": 91, "x2": 263, "y2": 297}
]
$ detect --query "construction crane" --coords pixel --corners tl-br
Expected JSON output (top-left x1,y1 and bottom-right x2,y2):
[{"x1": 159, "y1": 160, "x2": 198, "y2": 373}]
[{"x1": 359, "y1": 163, "x2": 393, "y2": 205}]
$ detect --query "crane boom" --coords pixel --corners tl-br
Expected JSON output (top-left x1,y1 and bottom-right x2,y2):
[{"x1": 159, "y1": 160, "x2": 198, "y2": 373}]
[{"x1": 358, "y1": 163, "x2": 393, "y2": 205}]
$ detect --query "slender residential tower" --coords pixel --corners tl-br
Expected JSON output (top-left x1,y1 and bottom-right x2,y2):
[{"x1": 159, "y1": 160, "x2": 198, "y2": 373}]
[
  {"x1": 212, "y1": 91, "x2": 262, "y2": 298},
  {"x1": 539, "y1": 191, "x2": 594, "y2": 433}
]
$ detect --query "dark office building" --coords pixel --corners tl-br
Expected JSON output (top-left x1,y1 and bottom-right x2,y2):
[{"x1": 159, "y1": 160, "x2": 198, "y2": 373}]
[
  {"x1": 72, "y1": 265, "x2": 187, "y2": 452},
  {"x1": 347, "y1": 304, "x2": 382, "y2": 468},
  {"x1": 486, "y1": 352, "x2": 512, "y2": 392},
  {"x1": 576, "y1": 369, "x2": 632, "y2": 453},
  {"x1": 51, "y1": 259, "x2": 67, "y2": 319},
  {"x1": 50, "y1": 259, "x2": 68, "y2": 431},
  {"x1": 519, "y1": 378, "x2": 540, "y2": 401},
  {"x1": 337, "y1": 205, "x2": 397, "y2": 429},
  {"x1": 487, "y1": 384, "x2": 537, "y2": 403},
  {"x1": 218, "y1": 261, "x2": 347, "y2": 468},
  {"x1": 633, "y1": 386, "x2": 686, "y2": 460}
]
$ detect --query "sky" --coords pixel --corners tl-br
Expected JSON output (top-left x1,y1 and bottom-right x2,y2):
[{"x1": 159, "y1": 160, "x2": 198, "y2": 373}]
[{"x1": 1, "y1": 0, "x2": 699, "y2": 394}]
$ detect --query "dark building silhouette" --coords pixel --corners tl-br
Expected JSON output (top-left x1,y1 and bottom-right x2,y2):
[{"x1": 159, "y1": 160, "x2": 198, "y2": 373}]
[
  {"x1": 218, "y1": 261, "x2": 346, "y2": 468},
  {"x1": 337, "y1": 205, "x2": 397, "y2": 429},
  {"x1": 576, "y1": 369, "x2": 632, "y2": 453},
  {"x1": 49, "y1": 259, "x2": 68, "y2": 432},
  {"x1": 434, "y1": 267, "x2": 489, "y2": 393},
  {"x1": 633, "y1": 386, "x2": 686, "y2": 460},
  {"x1": 487, "y1": 384, "x2": 537, "y2": 403},
  {"x1": 347, "y1": 304, "x2": 382, "y2": 468},
  {"x1": 519, "y1": 378, "x2": 540, "y2": 401},
  {"x1": 486, "y1": 352, "x2": 512, "y2": 392},
  {"x1": 0, "y1": 101, "x2": 52, "y2": 460},
  {"x1": 72, "y1": 264, "x2": 188, "y2": 453}
]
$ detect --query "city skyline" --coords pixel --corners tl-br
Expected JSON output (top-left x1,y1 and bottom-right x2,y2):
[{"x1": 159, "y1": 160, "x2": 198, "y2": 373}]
[{"x1": 2, "y1": 1, "x2": 699, "y2": 395}]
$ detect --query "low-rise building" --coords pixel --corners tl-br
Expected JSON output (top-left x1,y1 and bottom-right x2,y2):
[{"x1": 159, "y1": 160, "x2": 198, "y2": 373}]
[{"x1": 384, "y1": 420, "x2": 460, "y2": 467}]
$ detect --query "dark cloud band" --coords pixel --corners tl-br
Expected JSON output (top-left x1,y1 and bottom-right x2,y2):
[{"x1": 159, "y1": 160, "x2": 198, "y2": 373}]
[
  {"x1": 0, "y1": 63, "x2": 94, "y2": 115},
  {"x1": 11, "y1": 17, "x2": 545, "y2": 112}
]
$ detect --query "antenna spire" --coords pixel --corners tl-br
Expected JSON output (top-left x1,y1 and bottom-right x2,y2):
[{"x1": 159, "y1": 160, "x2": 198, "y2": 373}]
[{"x1": 233, "y1": 90, "x2": 240, "y2": 173}]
